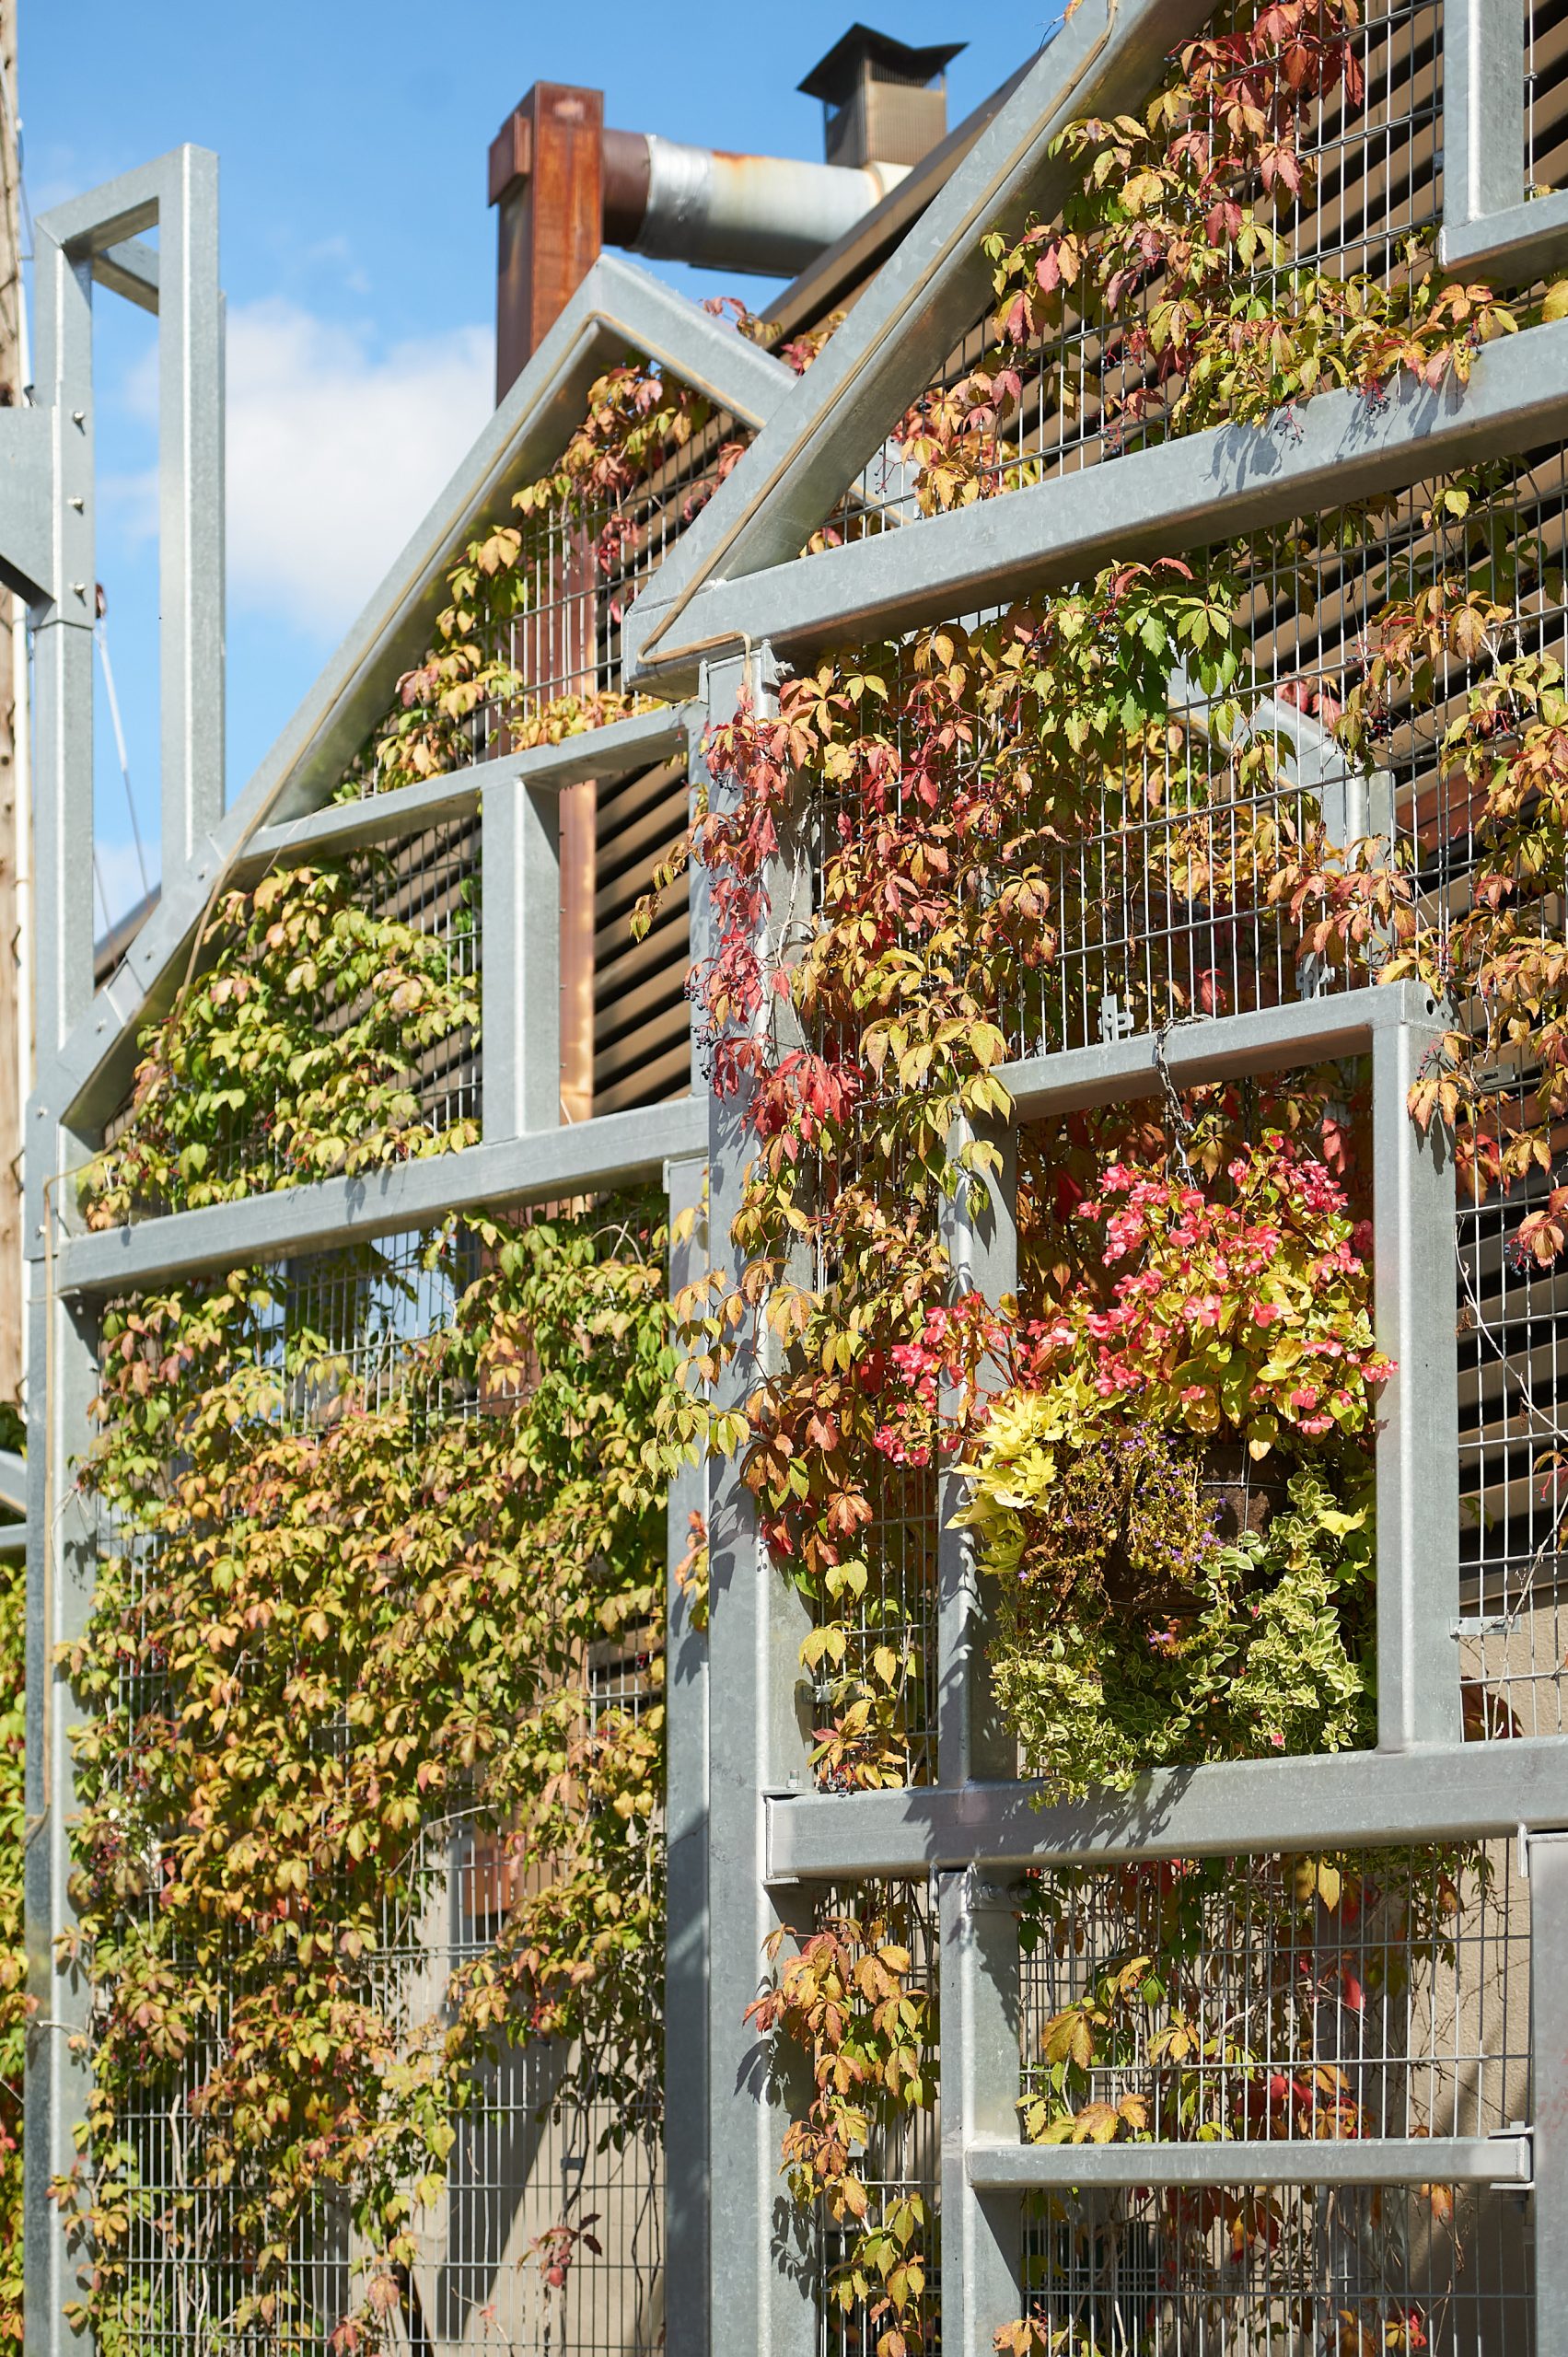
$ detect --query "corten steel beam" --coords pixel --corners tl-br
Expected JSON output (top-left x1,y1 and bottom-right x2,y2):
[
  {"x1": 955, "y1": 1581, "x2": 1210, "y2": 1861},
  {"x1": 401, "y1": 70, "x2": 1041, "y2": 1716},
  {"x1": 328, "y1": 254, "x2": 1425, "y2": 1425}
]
[
  {"x1": 43, "y1": 1097, "x2": 705, "y2": 1295},
  {"x1": 36, "y1": 261, "x2": 792, "y2": 1140},
  {"x1": 765, "y1": 1738, "x2": 1568, "y2": 1881},
  {"x1": 701, "y1": 652, "x2": 817, "y2": 2357},
  {"x1": 664, "y1": 1152, "x2": 709, "y2": 2357},
  {"x1": 619, "y1": 0, "x2": 1221, "y2": 686},
  {"x1": 492, "y1": 84, "x2": 605, "y2": 398},
  {"x1": 966, "y1": 2134, "x2": 1535, "y2": 2190},
  {"x1": 624, "y1": 313, "x2": 1568, "y2": 696}
]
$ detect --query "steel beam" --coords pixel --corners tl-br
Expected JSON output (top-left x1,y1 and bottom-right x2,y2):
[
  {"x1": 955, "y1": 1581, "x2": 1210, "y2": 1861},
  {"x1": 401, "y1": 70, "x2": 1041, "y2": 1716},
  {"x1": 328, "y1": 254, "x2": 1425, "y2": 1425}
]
[
  {"x1": 625, "y1": 316, "x2": 1568, "y2": 692},
  {"x1": 1435, "y1": 0, "x2": 1568, "y2": 281},
  {"x1": 997, "y1": 981, "x2": 1438, "y2": 1122},
  {"x1": 29, "y1": 229, "x2": 94, "y2": 1068},
  {"x1": 937, "y1": 1122, "x2": 1016, "y2": 1790},
  {"x1": 940, "y1": 1872, "x2": 1021, "y2": 2357},
  {"x1": 765, "y1": 1736, "x2": 1568, "y2": 1879},
  {"x1": 90, "y1": 236, "x2": 158, "y2": 314},
  {"x1": 481, "y1": 782, "x2": 562, "y2": 1144},
  {"x1": 43, "y1": 705, "x2": 693, "y2": 1137},
  {"x1": 156, "y1": 145, "x2": 225, "y2": 873},
  {"x1": 244, "y1": 706, "x2": 691, "y2": 872},
  {"x1": 0, "y1": 407, "x2": 58, "y2": 608},
  {"x1": 966, "y1": 2133, "x2": 1534, "y2": 2190},
  {"x1": 46, "y1": 1097, "x2": 705, "y2": 1294}
]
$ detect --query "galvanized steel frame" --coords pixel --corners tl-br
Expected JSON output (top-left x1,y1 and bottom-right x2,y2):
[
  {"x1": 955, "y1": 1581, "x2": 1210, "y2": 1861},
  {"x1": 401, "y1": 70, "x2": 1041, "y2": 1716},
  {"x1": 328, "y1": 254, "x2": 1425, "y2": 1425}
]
[
  {"x1": 22, "y1": 6, "x2": 1568, "y2": 2351},
  {"x1": 14, "y1": 177, "x2": 804, "y2": 2357},
  {"x1": 624, "y1": 8, "x2": 1568, "y2": 2350}
]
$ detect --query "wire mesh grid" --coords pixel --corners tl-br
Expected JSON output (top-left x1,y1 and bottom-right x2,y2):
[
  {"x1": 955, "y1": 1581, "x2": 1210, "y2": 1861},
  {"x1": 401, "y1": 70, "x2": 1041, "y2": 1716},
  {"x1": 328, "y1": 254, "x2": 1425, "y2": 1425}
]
[
  {"x1": 396, "y1": 1637, "x2": 666, "y2": 2357},
  {"x1": 801, "y1": 1458, "x2": 941, "y2": 1794},
  {"x1": 1456, "y1": 1144, "x2": 1568, "y2": 1740},
  {"x1": 93, "y1": 819, "x2": 482, "y2": 1220},
  {"x1": 1017, "y1": 2177, "x2": 1531, "y2": 2354},
  {"x1": 981, "y1": 457, "x2": 1568, "y2": 1064},
  {"x1": 366, "y1": 813, "x2": 483, "y2": 1137},
  {"x1": 1527, "y1": 0, "x2": 1568, "y2": 196},
  {"x1": 336, "y1": 403, "x2": 742, "y2": 799},
  {"x1": 88, "y1": 1241, "x2": 665, "y2": 2357},
  {"x1": 1017, "y1": 1842, "x2": 1529, "y2": 2147},
  {"x1": 809, "y1": 1877, "x2": 941, "y2": 2357},
  {"x1": 826, "y1": 0, "x2": 1444, "y2": 538}
]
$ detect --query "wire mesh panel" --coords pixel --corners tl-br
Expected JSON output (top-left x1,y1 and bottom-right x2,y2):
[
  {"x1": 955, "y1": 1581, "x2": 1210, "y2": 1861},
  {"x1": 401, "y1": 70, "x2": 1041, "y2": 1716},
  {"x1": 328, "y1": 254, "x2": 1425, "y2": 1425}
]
[
  {"x1": 1018, "y1": 2179, "x2": 1531, "y2": 2354},
  {"x1": 401, "y1": 1642, "x2": 666, "y2": 2357},
  {"x1": 79, "y1": 1205, "x2": 668, "y2": 2357},
  {"x1": 1018, "y1": 1843, "x2": 1530, "y2": 2148},
  {"x1": 807, "y1": 1880, "x2": 941, "y2": 2357},
  {"x1": 86, "y1": 821, "x2": 482, "y2": 1226},
  {"x1": 823, "y1": 0, "x2": 1444, "y2": 541},
  {"x1": 1527, "y1": 0, "x2": 1568, "y2": 197},
  {"x1": 1457, "y1": 1158, "x2": 1568, "y2": 1740}
]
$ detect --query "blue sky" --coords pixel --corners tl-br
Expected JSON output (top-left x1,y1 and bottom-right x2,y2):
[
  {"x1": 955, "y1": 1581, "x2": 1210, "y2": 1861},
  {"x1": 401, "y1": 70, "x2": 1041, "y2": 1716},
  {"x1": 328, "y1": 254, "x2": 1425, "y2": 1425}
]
[{"x1": 22, "y1": 3, "x2": 1051, "y2": 930}]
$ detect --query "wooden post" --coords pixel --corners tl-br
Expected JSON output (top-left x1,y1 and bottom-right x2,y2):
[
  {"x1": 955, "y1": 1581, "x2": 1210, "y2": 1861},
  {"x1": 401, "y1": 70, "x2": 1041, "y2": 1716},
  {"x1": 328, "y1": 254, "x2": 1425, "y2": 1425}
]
[{"x1": 489, "y1": 83, "x2": 604, "y2": 401}]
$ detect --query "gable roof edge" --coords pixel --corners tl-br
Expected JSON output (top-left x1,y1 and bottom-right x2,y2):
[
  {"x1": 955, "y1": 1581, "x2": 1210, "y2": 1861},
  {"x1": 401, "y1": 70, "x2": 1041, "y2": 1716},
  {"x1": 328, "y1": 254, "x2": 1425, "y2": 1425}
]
[
  {"x1": 46, "y1": 255, "x2": 796, "y2": 1127},
  {"x1": 620, "y1": 0, "x2": 1217, "y2": 698}
]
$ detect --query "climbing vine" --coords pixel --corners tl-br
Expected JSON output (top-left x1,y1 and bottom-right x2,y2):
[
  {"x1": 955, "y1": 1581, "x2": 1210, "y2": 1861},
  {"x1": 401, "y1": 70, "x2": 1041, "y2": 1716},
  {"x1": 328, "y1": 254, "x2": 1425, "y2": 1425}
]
[
  {"x1": 57, "y1": 1197, "x2": 682, "y2": 2351},
  {"x1": 350, "y1": 332, "x2": 784, "y2": 801},
  {"x1": 0, "y1": 1457, "x2": 24, "y2": 2355},
  {"x1": 680, "y1": 3, "x2": 1562, "y2": 2347},
  {"x1": 79, "y1": 859, "x2": 480, "y2": 1225},
  {"x1": 999, "y1": 1845, "x2": 1478, "y2": 2354}
]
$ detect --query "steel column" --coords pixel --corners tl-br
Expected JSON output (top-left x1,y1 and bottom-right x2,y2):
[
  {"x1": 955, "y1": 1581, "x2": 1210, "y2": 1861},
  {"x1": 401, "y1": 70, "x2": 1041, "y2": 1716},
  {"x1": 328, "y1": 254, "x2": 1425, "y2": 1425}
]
[
  {"x1": 23, "y1": 1273, "x2": 99, "y2": 2357},
  {"x1": 481, "y1": 781, "x2": 562, "y2": 1142},
  {"x1": 157, "y1": 145, "x2": 225, "y2": 872},
  {"x1": 702, "y1": 650, "x2": 816, "y2": 2357},
  {"x1": 1532, "y1": 1831, "x2": 1568, "y2": 2347},
  {"x1": 936, "y1": 1120, "x2": 1017, "y2": 1789},
  {"x1": 938, "y1": 1871, "x2": 1020, "y2": 2357},
  {"x1": 664, "y1": 1149, "x2": 710, "y2": 2357},
  {"x1": 29, "y1": 229, "x2": 93, "y2": 1069},
  {"x1": 1445, "y1": 0, "x2": 1526, "y2": 230},
  {"x1": 1372, "y1": 1014, "x2": 1463, "y2": 1750}
]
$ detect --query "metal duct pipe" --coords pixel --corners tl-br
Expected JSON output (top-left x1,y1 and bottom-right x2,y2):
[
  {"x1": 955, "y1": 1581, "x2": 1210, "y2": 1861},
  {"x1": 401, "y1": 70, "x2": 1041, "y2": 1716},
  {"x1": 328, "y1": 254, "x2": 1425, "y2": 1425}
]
[{"x1": 601, "y1": 128, "x2": 909, "y2": 277}]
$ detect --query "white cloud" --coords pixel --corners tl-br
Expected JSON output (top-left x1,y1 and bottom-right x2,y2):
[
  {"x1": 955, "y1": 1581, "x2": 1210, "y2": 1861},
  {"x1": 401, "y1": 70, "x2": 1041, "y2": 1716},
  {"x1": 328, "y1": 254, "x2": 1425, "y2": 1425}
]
[{"x1": 222, "y1": 299, "x2": 494, "y2": 640}]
